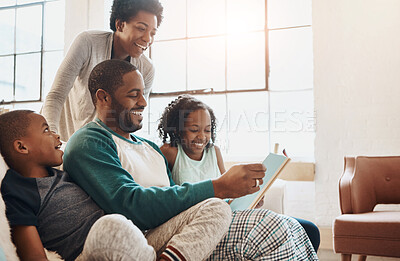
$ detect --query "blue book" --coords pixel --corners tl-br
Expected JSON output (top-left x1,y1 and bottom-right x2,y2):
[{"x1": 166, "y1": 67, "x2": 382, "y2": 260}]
[{"x1": 230, "y1": 153, "x2": 290, "y2": 211}]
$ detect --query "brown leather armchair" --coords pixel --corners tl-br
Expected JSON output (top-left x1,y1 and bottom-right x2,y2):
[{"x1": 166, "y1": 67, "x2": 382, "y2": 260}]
[{"x1": 333, "y1": 156, "x2": 400, "y2": 261}]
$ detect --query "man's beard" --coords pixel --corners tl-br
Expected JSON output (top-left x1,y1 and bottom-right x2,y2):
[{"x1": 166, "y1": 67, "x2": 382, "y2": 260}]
[{"x1": 112, "y1": 100, "x2": 143, "y2": 133}]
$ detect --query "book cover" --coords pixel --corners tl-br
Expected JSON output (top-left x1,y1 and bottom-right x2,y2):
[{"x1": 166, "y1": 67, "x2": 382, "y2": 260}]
[{"x1": 229, "y1": 153, "x2": 290, "y2": 211}]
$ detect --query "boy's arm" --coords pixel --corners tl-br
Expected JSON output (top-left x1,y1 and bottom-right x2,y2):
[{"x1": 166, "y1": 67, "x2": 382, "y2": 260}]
[{"x1": 12, "y1": 226, "x2": 48, "y2": 261}]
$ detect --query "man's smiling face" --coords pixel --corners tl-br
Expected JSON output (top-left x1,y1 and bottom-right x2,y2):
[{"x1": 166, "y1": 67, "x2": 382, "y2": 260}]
[{"x1": 110, "y1": 70, "x2": 147, "y2": 135}]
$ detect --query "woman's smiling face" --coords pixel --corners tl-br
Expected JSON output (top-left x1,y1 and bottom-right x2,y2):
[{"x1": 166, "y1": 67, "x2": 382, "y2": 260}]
[{"x1": 115, "y1": 10, "x2": 158, "y2": 58}]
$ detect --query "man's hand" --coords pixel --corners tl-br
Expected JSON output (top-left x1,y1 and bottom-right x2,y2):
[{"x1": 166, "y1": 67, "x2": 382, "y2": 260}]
[{"x1": 212, "y1": 163, "x2": 266, "y2": 199}]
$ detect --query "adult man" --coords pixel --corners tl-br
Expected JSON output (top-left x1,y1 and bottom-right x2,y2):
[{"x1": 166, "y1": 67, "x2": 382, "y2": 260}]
[{"x1": 64, "y1": 60, "x2": 318, "y2": 260}]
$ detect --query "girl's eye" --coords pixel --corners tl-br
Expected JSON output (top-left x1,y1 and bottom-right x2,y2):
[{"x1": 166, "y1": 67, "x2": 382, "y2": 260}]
[
  {"x1": 44, "y1": 128, "x2": 50, "y2": 133},
  {"x1": 189, "y1": 129, "x2": 198, "y2": 133},
  {"x1": 137, "y1": 26, "x2": 146, "y2": 32},
  {"x1": 205, "y1": 130, "x2": 211, "y2": 133}
]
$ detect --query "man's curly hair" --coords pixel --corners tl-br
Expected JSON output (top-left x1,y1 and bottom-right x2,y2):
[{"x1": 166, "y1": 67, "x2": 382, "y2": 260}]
[
  {"x1": 110, "y1": 0, "x2": 164, "y2": 31},
  {"x1": 158, "y1": 95, "x2": 217, "y2": 148}
]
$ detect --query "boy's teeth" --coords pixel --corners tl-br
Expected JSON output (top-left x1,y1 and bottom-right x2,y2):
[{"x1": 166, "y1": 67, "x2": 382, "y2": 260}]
[{"x1": 131, "y1": 111, "x2": 143, "y2": 116}]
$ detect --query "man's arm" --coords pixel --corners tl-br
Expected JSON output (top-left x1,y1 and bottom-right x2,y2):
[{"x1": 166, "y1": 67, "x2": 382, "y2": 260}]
[
  {"x1": 12, "y1": 226, "x2": 48, "y2": 261},
  {"x1": 64, "y1": 126, "x2": 215, "y2": 230}
]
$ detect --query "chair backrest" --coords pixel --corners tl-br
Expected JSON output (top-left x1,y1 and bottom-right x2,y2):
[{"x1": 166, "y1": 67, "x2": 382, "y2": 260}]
[{"x1": 339, "y1": 156, "x2": 400, "y2": 214}]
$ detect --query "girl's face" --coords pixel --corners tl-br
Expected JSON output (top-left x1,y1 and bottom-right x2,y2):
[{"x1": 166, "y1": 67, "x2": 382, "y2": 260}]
[
  {"x1": 115, "y1": 10, "x2": 157, "y2": 58},
  {"x1": 181, "y1": 109, "x2": 212, "y2": 160}
]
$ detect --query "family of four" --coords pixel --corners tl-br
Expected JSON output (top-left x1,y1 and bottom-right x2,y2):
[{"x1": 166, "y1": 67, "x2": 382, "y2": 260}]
[{"x1": 0, "y1": 0, "x2": 319, "y2": 260}]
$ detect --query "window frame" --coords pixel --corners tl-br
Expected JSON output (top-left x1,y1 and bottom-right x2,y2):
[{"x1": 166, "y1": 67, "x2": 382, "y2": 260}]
[{"x1": 0, "y1": 0, "x2": 64, "y2": 105}]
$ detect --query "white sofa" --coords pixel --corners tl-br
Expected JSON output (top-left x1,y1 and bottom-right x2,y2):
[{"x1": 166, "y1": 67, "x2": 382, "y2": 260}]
[
  {"x1": 0, "y1": 156, "x2": 62, "y2": 261},
  {"x1": 0, "y1": 155, "x2": 286, "y2": 260},
  {"x1": 0, "y1": 155, "x2": 19, "y2": 261}
]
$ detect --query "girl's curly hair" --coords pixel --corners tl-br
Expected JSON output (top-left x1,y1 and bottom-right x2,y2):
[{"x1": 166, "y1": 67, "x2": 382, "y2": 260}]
[{"x1": 158, "y1": 95, "x2": 217, "y2": 148}]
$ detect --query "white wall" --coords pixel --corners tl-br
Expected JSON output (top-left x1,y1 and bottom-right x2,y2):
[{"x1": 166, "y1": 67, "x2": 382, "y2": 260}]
[
  {"x1": 313, "y1": 0, "x2": 400, "y2": 226},
  {"x1": 64, "y1": 0, "x2": 106, "y2": 51}
]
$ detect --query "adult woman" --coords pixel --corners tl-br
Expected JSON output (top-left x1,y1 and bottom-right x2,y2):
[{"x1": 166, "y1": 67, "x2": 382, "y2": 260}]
[{"x1": 42, "y1": 0, "x2": 163, "y2": 141}]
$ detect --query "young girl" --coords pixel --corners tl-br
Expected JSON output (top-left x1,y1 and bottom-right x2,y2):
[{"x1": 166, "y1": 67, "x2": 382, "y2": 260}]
[
  {"x1": 158, "y1": 95, "x2": 225, "y2": 185},
  {"x1": 158, "y1": 95, "x2": 321, "y2": 253}
]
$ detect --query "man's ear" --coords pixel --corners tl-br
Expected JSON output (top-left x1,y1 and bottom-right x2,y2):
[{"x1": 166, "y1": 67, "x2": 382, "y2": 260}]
[
  {"x1": 13, "y1": 140, "x2": 28, "y2": 155},
  {"x1": 115, "y1": 19, "x2": 124, "y2": 32},
  {"x1": 96, "y1": 89, "x2": 112, "y2": 106}
]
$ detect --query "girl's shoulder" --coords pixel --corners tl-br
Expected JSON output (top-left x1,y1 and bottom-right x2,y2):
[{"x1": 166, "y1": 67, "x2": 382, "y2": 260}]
[{"x1": 160, "y1": 144, "x2": 178, "y2": 167}]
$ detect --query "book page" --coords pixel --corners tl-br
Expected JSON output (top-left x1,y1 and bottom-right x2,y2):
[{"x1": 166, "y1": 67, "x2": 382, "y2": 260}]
[{"x1": 229, "y1": 153, "x2": 290, "y2": 211}]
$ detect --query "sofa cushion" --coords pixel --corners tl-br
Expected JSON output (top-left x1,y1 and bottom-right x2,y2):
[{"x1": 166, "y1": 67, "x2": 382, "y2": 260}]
[
  {"x1": 334, "y1": 211, "x2": 400, "y2": 257},
  {"x1": 0, "y1": 155, "x2": 19, "y2": 261}
]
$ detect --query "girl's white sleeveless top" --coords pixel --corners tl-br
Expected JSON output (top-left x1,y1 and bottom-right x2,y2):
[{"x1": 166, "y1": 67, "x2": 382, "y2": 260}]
[{"x1": 171, "y1": 144, "x2": 221, "y2": 185}]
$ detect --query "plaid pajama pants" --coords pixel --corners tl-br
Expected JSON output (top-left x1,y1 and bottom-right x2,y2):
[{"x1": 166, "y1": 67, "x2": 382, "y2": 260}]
[{"x1": 206, "y1": 209, "x2": 319, "y2": 261}]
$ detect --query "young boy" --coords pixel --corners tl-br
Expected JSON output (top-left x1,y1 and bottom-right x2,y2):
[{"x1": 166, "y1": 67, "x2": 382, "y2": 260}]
[{"x1": 0, "y1": 110, "x2": 157, "y2": 261}]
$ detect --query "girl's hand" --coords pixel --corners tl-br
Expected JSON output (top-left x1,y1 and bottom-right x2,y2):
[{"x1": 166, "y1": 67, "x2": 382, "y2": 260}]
[{"x1": 255, "y1": 196, "x2": 265, "y2": 209}]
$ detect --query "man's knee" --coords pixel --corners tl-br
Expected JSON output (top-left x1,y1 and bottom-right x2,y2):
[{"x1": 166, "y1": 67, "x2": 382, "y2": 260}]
[{"x1": 201, "y1": 198, "x2": 232, "y2": 228}]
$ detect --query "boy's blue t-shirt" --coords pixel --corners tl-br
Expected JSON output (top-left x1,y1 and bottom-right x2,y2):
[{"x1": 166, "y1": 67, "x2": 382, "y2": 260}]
[{"x1": 0, "y1": 168, "x2": 104, "y2": 261}]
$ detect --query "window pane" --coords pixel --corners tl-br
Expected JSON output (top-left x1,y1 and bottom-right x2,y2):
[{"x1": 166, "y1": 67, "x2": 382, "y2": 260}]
[
  {"x1": 187, "y1": 37, "x2": 225, "y2": 91},
  {"x1": 15, "y1": 53, "x2": 41, "y2": 101},
  {"x1": 16, "y1": 5, "x2": 42, "y2": 53},
  {"x1": 227, "y1": 0, "x2": 264, "y2": 34},
  {"x1": 17, "y1": 0, "x2": 42, "y2": 4},
  {"x1": 42, "y1": 50, "x2": 63, "y2": 97},
  {"x1": 227, "y1": 32, "x2": 265, "y2": 90},
  {"x1": 44, "y1": 0, "x2": 65, "y2": 50},
  {"x1": 0, "y1": 9, "x2": 15, "y2": 55},
  {"x1": 151, "y1": 40, "x2": 186, "y2": 93},
  {"x1": 187, "y1": 0, "x2": 225, "y2": 37},
  {"x1": 0, "y1": 56, "x2": 14, "y2": 102},
  {"x1": 12, "y1": 101, "x2": 42, "y2": 112},
  {"x1": 268, "y1": 0, "x2": 312, "y2": 29},
  {"x1": 157, "y1": 0, "x2": 186, "y2": 40},
  {"x1": 270, "y1": 90, "x2": 314, "y2": 160},
  {"x1": 269, "y1": 27, "x2": 313, "y2": 91},
  {"x1": 226, "y1": 92, "x2": 269, "y2": 161},
  {"x1": 136, "y1": 96, "x2": 174, "y2": 143},
  {"x1": 0, "y1": 0, "x2": 16, "y2": 7}
]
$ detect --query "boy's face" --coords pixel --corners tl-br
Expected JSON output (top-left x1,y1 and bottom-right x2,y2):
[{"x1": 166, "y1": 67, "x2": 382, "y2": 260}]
[
  {"x1": 21, "y1": 113, "x2": 63, "y2": 167},
  {"x1": 181, "y1": 109, "x2": 212, "y2": 159},
  {"x1": 110, "y1": 70, "x2": 147, "y2": 134}
]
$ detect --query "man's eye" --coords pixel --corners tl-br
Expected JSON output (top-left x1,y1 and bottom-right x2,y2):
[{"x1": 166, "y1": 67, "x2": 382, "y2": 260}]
[
  {"x1": 44, "y1": 128, "x2": 50, "y2": 133},
  {"x1": 205, "y1": 130, "x2": 211, "y2": 133}
]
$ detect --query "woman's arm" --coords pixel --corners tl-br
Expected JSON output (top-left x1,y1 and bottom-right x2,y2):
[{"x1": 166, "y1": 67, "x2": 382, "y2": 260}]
[
  {"x1": 41, "y1": 32, "x2": 91, "y2": 134},
  {"x1": 12, "y1": 226, "x2": 48, "y2": 261},
  {"x1": 215, "y1": 145, "x2": 226, "y2": 174},
  {"x1": 160, "y1": 144, "x2": 178, "y2": 171}
]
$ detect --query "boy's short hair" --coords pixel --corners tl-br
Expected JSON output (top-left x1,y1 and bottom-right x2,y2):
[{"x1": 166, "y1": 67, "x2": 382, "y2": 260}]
[
  {"x1": 88, "y1": 60, "x2": 138, "y2": 105},
  {"x1": 109, "y1": 0, "x2": 164, "y2": 30},
  {"x1": 0, "y1": 110, "x2": 35, "y2": 166}
]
